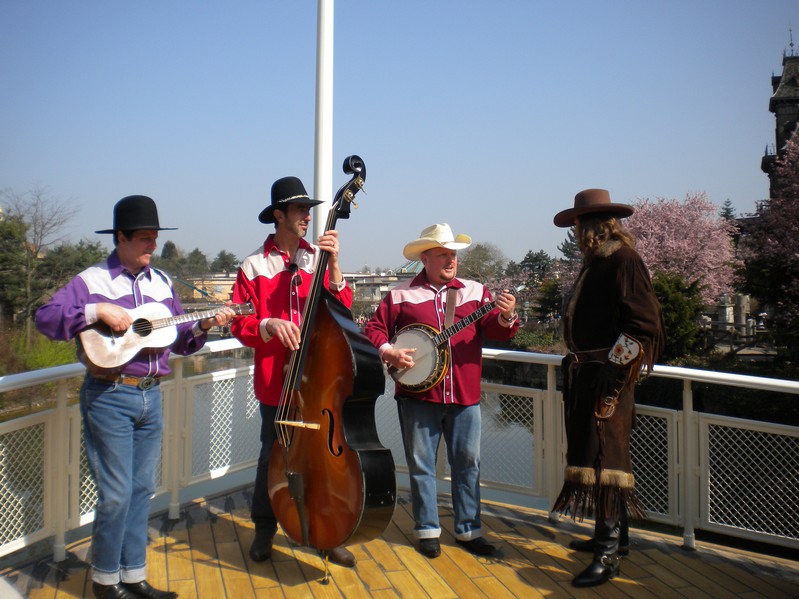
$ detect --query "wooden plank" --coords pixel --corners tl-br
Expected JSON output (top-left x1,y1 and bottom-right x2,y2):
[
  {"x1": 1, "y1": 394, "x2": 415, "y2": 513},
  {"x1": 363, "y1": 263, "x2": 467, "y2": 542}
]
[
  {"x1": 417, "y1": 548, "x2": 487, "y2": 598},
  {"x1": 165, "y1": 515, "x2": 196, "y2": 582},
  {"x1": 391, "y1": 544, "x2": 457, "y2": 598},
  {"x1": 348, "y1": 555, "x2": 392, "y2": 592},
  {"x1": 384, "y1": 570, "x2": 431, "y2": 598},
  {"x1": 698, "y1": 549, "x2": 799, "y2": 598},
  {"x1": 640, "y1": 548, "x2": 750, "y2": 596},
  {"x1": 145, "y1": 520, "x2": 171, "y2": 592},
  {"x1": 481, "y1": 562, "x2": 547, "y2": 598},
  {"x1": 230, "y1": 510, "x2": 282, "y2": 592},
  {"x1": 359, "y1": 537, "x2": 405, "y2": 572},
  {"x1": 272, "y1": 553, "x2": 314, "y2": 598},
  {"x1": 169, "y1": 579, "x2": 199, "y2": 599},
  {"x1": 472, "y1": 575, "x2": 518, "y2": 599},
  {"x1": 217, "y1": 540, "x2": 256, "y2": 598},
  {"x1": 185, "y1": 502, "x2": 227, "y2": 599},
  {"x1": 207, "y1": 496, "x2": 239, "y2": 544},
  {"x1": 191, "y1": 554, "x2": 226, "y2": 599},
  {"x1": 255, "y1": 587, "x2": 290, "y2": 599}
]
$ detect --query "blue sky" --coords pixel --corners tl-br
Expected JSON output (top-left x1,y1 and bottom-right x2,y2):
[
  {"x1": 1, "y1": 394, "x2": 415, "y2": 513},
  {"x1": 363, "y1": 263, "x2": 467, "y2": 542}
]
[{"x1": 1, "y1": 1, "x2": 797, "y2": 273}]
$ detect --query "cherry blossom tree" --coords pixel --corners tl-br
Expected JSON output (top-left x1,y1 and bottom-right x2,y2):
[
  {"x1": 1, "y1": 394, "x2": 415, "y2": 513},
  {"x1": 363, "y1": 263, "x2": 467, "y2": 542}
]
[{"x1": 626, "y1": 192, "x2": 740, "y2": 304}]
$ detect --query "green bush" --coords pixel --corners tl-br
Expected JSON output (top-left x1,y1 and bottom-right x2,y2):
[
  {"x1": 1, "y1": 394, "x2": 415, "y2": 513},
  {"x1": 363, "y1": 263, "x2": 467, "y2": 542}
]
[{"x1": 9, "y1": 331, "x2": 77, "y2": 372}]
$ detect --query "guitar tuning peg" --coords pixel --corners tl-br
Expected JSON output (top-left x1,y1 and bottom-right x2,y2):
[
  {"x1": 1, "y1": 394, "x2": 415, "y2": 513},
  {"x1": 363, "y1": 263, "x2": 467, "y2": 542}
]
[{"x1": 352, "y1": 200, "x2": 359, "y2": 209}]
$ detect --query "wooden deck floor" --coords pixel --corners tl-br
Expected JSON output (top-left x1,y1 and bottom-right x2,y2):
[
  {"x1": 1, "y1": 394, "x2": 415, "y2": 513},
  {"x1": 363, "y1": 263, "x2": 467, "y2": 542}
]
[{"x1": 3, "y1": 485, "x2": 798, "y2": 598}]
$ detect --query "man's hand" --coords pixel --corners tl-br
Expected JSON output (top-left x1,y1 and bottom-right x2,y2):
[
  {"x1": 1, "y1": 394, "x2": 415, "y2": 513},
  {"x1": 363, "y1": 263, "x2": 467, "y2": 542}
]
[
  {"x1": 383, "y1": 346, "x2": 417, "y2": 370},
  {"x1": 200, "y1": 301, "x2": 238, "y2": 332},
  {"x1": 96, "y1": 303, "x2": 133, "y2": 333},
  {"x1": 266, "y1": 318, "x2": 301, "y2": 351},
  {"x1": 495, "y1": 290, "x2": 517, "y2": 322}
]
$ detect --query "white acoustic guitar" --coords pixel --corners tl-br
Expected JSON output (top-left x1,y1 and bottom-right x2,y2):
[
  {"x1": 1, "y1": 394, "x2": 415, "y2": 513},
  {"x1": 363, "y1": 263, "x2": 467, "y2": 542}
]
[{"x1": 78, "y1": 302, "x2": 254, "y2": 369}]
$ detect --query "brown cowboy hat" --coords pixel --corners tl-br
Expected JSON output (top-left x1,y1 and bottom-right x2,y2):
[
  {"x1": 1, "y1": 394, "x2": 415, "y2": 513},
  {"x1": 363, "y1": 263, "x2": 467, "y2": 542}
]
[{"x1": 553, "y1": 188, "x2": 634, "y2": 228}]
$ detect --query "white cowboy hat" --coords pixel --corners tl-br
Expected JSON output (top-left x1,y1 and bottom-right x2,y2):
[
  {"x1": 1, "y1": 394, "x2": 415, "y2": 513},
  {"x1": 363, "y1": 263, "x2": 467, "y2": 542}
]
[{"x1": 403, "y1": 223, "x2": 472, "y2": 261}]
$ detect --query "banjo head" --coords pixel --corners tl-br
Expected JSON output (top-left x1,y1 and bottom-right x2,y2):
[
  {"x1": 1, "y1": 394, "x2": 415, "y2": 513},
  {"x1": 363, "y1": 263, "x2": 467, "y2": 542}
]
[{"x1": 390, "y1": 324, "x2": 448, "y2": 392}]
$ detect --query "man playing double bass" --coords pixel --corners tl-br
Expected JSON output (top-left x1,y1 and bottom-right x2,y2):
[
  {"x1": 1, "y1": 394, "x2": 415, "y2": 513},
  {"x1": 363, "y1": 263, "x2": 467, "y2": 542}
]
[{"x1": 230, "y1": 176, "x2": 356, "y2": 567}]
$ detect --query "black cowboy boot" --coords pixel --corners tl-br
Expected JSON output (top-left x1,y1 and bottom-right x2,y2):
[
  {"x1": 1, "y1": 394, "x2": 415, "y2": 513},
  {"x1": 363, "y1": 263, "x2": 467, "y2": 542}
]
[
  {"x1": 569, "y1": 508, "x2": 630, "y2": 555},
  {"x1": 572, "y1": 518, "x2": 621, "y2": 588}
]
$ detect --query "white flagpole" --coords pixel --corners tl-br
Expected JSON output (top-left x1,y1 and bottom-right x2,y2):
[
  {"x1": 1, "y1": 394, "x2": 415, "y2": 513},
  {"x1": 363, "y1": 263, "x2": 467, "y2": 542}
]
[{"x1": 313, "y1": 0, "x2": 334, "y2": 240}]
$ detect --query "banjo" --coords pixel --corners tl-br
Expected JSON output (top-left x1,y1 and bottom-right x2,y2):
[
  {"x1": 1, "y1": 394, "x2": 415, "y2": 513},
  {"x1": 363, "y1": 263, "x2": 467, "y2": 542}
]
[{"x1": 389, "y1": 299, "x2": 496, "y2": 392}]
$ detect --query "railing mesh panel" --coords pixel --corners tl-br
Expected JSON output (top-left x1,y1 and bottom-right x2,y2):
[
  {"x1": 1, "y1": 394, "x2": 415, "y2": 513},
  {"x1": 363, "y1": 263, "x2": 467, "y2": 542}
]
[
  {"x1": 191, "y1": 375, "x2": 261, "y2": 477},
  {"x1": 374, "y1": 380, "x2": 537, "y2": 492},
  {"x1": 480, "y1": 391, "x2": 535, "y2": 489},
  {"x1": 706, "y1": 422, "x2": 799, "y2": 539},
  {"x1": 375, "y1": 381, "x2": 405, "y2": 469},
  {"x1": 0, "y1": 424, "x2": 45, "y2": 544},
  {"x1": 79, "y1": 439, "x2": 98, "y2": 517},
  {"x1": 631, "y1": 412, "x2": 671, "y2": 516}
]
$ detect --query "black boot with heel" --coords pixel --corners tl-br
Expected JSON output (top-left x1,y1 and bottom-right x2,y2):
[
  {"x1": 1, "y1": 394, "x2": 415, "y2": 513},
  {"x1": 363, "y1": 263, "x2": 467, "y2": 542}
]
[{"x1": 572, "y1": 518, "x2": 621, "y2": 588}]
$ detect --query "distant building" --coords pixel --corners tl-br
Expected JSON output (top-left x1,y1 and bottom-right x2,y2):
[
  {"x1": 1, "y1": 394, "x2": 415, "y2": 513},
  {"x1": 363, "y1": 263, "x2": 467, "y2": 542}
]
[
  {"x1": 180, "y1": 260, "x2": 423, "y2": 321},
  {"x1": 760, "y1": 32, "x2": 799, "y2": 198},
  {"x1": 348, "y1": 260, "x2": 424, "y2": 320}
]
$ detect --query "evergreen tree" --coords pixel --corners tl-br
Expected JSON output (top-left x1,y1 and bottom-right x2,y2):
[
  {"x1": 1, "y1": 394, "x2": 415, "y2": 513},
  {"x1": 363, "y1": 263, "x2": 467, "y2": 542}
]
[
  {"x1": 652, "y1": 271, "x2": 706, "y2": 359},
  {"x1": 210, "y1": 250, "x2": 239, "y2": 274},
  {"x1": 0, "y1": 215, "x2": 27, "y2": 327},
  {"x1": 719, "y1": 198, "x2": 736, "y2": 221}
]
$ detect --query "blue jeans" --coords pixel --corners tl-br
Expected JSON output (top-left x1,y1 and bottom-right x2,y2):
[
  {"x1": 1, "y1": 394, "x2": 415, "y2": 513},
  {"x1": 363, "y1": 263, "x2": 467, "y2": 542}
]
[
  {"x1": 251, "y1": 403, "x2": 278, "y2": 534},
  {"x1": 397, "y1": 398, "x2": 483, "y2": 541},
  {"x1": 80, "y1": 377, "x2": 163, "y2": 585}
]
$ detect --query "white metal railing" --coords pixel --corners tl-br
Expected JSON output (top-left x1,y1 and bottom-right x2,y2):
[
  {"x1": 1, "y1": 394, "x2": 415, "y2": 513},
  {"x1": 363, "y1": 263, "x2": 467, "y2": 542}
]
[{"x1": 0, "y1": 340, "x2": 797, "y2": 568}]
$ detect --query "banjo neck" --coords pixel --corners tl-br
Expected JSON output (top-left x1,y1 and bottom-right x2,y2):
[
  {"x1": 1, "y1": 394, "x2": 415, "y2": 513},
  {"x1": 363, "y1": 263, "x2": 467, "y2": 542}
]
[{"x1": 432, "y1": 300, "x2": 496, "y2": 347}]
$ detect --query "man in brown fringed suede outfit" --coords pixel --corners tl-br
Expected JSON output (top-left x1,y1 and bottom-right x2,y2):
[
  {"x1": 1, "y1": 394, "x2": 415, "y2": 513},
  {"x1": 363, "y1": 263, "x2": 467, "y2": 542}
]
[{"x1": 552, "y1": 189, "x2": 665, "y2": 588}]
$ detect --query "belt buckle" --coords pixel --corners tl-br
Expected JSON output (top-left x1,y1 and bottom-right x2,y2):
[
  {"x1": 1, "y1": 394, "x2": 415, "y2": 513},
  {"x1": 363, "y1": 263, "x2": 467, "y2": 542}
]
[{"x1": 138, "y1": 377, "x2": 156, "y2": 390}]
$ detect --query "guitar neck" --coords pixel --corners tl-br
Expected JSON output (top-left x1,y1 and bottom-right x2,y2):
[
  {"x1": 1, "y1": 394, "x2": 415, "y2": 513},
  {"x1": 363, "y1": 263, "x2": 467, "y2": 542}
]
[
  {"x1": 150, "y1": 303, "x2": 252, "y2": 331},
  {"x1": 153, "y1": 309, "x2": 218, "y2": 330},
  {"x1": 433, "y1": 301, "x2": 496, "y2": 346}
]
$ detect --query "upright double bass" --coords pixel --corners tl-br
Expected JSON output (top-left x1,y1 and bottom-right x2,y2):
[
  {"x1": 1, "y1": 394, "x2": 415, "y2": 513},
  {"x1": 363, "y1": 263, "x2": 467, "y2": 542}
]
[{"x1": 268, "y1": 155, "x2": 396, "y2": 553}]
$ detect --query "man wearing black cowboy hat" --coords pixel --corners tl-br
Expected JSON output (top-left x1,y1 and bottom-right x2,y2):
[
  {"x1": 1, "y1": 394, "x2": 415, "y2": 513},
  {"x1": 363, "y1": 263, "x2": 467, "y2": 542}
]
[
  {"x1": 230, "y1": 176, "x2": 357, "y2": 567},
  {"x1": 551, "y1": 189, "x2": 665, "y2": 588},
  {"x1": 36, "y1": 195, "x2": 236, "y2": 599}
]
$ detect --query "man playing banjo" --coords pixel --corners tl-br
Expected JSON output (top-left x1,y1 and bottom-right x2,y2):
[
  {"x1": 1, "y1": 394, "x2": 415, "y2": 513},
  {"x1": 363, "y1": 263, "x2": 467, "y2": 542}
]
[{"x1": 364, "y1": 223, "x2": 519, "y2": 559}]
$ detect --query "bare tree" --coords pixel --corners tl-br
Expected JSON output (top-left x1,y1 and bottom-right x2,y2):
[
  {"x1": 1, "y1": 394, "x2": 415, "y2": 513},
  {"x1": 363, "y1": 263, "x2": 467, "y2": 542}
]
[{"x1": 1, "y1": 186, "x2": 79, "y2": 347}]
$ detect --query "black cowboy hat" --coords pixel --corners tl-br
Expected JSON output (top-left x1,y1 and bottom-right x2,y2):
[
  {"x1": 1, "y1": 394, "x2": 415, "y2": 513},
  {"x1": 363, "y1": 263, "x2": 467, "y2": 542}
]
[
  {"x1": 95, "y1": 195, "x2": 177, "y2": 234},
  {"x1": 258, "y1": 176, "x2": 323, "y2": 224},
  {"x1": 553, "y1": 188, "x2": 634, "y2": 228}
]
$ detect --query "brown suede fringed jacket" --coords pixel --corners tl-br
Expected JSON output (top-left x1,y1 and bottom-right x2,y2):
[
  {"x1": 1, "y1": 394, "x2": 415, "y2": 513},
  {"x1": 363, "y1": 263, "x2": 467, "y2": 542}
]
[{"x1": 553, "y1": 240, "x2": 665, "y2": 523}]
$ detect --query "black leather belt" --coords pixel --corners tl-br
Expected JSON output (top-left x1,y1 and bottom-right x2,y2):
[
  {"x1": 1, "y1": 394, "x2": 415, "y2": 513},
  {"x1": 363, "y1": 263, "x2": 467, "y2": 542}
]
[
  {"x1": 91, "y1": 374, "x2": 160, "y2": 390},
  {"x1": 568, "y1": 348, "x2": 611, "y2": 363}
]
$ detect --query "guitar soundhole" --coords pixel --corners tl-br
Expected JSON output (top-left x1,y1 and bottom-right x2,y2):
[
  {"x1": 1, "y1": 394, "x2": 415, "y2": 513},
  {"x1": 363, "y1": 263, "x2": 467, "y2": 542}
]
[{"x1": 133, "y1": 318, "x2": 153, "y2": 337}]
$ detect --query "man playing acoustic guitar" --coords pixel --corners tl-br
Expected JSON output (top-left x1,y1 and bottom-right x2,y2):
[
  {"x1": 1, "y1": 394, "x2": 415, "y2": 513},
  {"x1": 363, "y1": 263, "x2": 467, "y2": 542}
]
[
  {"x1": 35, "y1": 195, "x2": 237, "y2": 599},
  {"x1": 364, "y1": 223, "x2": 519, "y2": 559}
]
